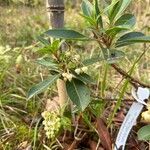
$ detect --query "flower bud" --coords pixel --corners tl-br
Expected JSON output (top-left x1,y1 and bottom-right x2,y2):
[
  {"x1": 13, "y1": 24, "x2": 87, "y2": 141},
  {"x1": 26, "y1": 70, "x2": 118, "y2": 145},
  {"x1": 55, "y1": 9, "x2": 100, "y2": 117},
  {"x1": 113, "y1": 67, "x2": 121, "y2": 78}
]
[
  {"x1": 41, "y1": 111, "x2": 48, "y2": 118},
  {"x1": 81, "y1": 66, "x2": 88, "y2": 73},
  {"x1": 74, "y1": 54, "x2": 80, "y2": 61},
  {"x1": 46, "y1": 132, "x2": 50, "y2": 138},
  {"x1": 41, "y1": 111, "x2": 61, "y2": 139},
  {"x1": 66, "y1": 73, "x2": 73, "y2": 81},
  {"x1": 75, "y1": 68, "x2": 81, "y2": 75},
  {"x1": 62, "y1": 73, "x2": 68, "y2": 77}
]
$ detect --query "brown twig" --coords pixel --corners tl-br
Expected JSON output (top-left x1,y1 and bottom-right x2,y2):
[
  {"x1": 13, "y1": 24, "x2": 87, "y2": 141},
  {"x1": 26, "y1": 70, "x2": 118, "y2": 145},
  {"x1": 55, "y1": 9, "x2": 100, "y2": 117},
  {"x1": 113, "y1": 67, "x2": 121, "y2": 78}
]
[{"x1": 111, "y1": 64, "x2": 150, "y2": 88}]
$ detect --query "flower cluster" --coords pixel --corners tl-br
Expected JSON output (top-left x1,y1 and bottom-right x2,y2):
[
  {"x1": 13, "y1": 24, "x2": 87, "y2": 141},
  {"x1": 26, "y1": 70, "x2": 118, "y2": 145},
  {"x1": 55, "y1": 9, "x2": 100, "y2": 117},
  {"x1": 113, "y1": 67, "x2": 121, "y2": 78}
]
[
  {"x1": 65, "y1": 51, "x2": 80, "y2": 62},
  {"x1": 62, "y1": 50, "x2": 88, "y2": 80},
  {"x1": 75, "y1": 66, "x2": 88, "y2": 75},
  {"x1": 41, "y1": 111, "x2": 61, "y2": 139},
  {"x1": 62, "y1": 72, "x2": 74, "y2": 81},
  {"x1": 73, "y1": 54, "x2": 80, "y2": 61}
]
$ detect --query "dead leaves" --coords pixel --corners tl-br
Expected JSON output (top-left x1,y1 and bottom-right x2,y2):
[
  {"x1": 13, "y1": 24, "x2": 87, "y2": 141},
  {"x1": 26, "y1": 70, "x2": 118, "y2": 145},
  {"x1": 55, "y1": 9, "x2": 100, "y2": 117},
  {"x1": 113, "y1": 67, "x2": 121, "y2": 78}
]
[{"x1": 96, "y1": 118, "x2": 112, "y2": 150}]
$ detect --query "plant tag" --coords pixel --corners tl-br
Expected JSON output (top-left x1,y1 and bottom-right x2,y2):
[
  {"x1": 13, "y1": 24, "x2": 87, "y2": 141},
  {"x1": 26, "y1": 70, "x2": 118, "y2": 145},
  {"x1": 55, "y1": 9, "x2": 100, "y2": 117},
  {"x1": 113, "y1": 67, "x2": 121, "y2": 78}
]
[
  {"x1": 114, "y1": 102, "x2": 143, "y2": 150},
  {"x1": 115, "y1": 87, "x2": 150, "y2": 150}
]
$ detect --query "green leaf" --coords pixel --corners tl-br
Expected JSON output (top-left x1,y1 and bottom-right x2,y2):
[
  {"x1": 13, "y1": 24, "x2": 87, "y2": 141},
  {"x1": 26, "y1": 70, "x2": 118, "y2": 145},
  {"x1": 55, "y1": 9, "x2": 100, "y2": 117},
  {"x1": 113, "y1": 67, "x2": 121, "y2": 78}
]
[
  {"x1": 115, "y1": 14, "x2": 136, "y2": 27},
  {"x1": 115, "y1": 32, "x2": 150, "y2": 47},
  {"x1": 137, "y1": 125, "x2": 150, "y2": 141},
  {"x1": 117, "y1": 36, "x2": 150, "y2": 47},
  {"x1": 106, "y1": 50, "x2": 125, "y2": 63},
  {"x1": 36, "y1": 58, "x2": 58, "y2": 68},
  {"x1": 115, "y1": 0, "x2": 132, "y2": 21},
  {"x1": 105, "y1": 0, "x2": 119, "y2": 14},
  {"x1": 75, "y1": 73, "x2": 96, "y2": 84},
  {"x1": 109, "y1": 0, "x2": 132, "y2": 22},
  {"x1": 28, "y1": 74, "x2": 60, "y2": 99},
  {"x1": 117, "y1": 32, "x2": 144, "y2": 41},
  {"x1": 95, "y1": 0, "x2": 103, "y2": 28},
  {"x1": 38, "y1": 40, "x2": 60, "y2": 54},
  {"x1": 125, "y1": 36, "x2": 150, "y2": 42},
  {"x1": 37, "y1": 36, "x2": 50, "y2": 45},
  {"x1": 83, "y1": 56, "x2": 104, "y2": 66},
  {"x1": 105, "y1": 26, "x2": 128, "y2": 37},
  {"x1": 80, "y1": 14, "x2": 97, "y2": 26},
  {"x1": 38, "y1": 46, "x2": 54, "y2": 54},
  {"x1": 66, "y1": 79, "x2": 91, "y2": 111},
  {"x1": 44, "y1": 29, "x2": 88, "y2": 40},
  {"x1": 108, "y1": 1, "x2": 121, "y2": 22},
  {"x1": 81, "y1": 0, "x2": 93, "y2": 17},
  {"x1": 51, "y1": 40, "x2": 60, "y2": 51}
]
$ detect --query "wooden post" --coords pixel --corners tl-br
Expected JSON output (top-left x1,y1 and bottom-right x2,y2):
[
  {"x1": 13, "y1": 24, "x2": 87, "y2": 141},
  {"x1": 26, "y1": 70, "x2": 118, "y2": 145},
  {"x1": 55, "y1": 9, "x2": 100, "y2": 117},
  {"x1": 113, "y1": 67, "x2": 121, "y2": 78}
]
[
  {"x1": 46, "y1": 0, "x2": 65, "y2": 28},
  {"x1": 46, "y1": 0, "x2": 67, "y2": 108}
]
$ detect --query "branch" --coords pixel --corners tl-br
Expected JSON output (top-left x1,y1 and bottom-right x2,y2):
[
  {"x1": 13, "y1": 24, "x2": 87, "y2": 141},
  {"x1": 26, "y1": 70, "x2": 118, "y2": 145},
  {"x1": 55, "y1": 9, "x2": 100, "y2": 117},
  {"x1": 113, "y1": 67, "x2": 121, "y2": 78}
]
[
  {"x1": 93, "y1": 30, "x2": 150, "y2": 89},
  {"x1": 111, "y1": 64, "x2": 150, "y2": 88}
]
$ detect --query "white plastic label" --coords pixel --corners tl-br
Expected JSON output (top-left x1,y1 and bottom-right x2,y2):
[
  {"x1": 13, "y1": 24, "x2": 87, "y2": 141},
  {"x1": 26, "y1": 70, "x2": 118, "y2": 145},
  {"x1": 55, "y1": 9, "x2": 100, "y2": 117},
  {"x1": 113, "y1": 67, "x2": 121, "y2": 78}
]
[
  {"x1": 115, "y1": 87, "x2": 150, "y2": 150},
  {"x1": 115, "y1": 102, "x2": 143, "y2": 150},
  {"x1": 132, "y1": 87, "x2": 149, "y2": 105}
]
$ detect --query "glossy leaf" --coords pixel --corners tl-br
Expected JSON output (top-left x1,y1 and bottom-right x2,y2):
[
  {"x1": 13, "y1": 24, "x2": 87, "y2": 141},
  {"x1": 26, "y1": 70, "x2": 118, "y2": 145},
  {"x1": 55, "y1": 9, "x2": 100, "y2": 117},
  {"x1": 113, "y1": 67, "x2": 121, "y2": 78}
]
[
  {"x1": 115, "y1": 14, "x2": 136, "y2": 27},
  {"x1": 80, "y1": 14, "x2": 96, "y2": 26},
  {"x1": 105, "y1": 26, "x2": 128, "y2": 37},
  {"x1": 36, "y1": 58, "x2": 58, "y2": 68},
  {"x1": 105, "y1": 0, "x2": 119, "y2": 14},
  {"x1": 109, "y1": 0, "x2": 132, "y2": 22},
  {"x1": 95, "y1": 0, "x2": 103, "y2": 27},
  {"x1": 137, "y1": 125, "x2": 150, "y2": 141},
  {"x1": 117, "y1": 32, "x2": 144, "y2": 41},
  {"x1": 81, "y1": 0, "x2": 93, "y2": 17},
  {"x1": 120, "y1": 35, "x2": 150, "y2": 43},
  {"x1": 115, "y1": 0, "x2": 132, "y2": 21},
  {"x1": 108, "y1": 0, "x2": 121, "y2": 22},
  {"x1": 38, "y1": 40, "x2": 60, "y2": 54},
  {"x1": 28, "y1": 74, "x2": 60, "y2": 99},
  {"x1": 118, "y1": 36, "x2": 150, "y2": 47},
  {"x1": 66, "y1": 79, "x2": 91, "y2": 111},
  {"x1": 106, "y1": 50, "x2": 125, "y2": 63},
  {"x1": 75, "y1": 73, "x2": 96, "y2": 84},
  {"x1": 115, "y1": 32, "x2": 150, "y2": 47},
  {"x1": 83, "y1": 56, "x2": 104, "y2": 66},
  {"x1": 44, "y1": 29, "x2": 88, "y2": 40}
]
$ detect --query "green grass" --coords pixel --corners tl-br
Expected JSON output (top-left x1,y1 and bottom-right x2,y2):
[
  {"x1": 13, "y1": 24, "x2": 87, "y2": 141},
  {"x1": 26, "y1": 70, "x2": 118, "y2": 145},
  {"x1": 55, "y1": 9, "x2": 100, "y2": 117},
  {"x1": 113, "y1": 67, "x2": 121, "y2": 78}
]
[{"x1": 0, "y1": 5, "x2": 48, "y2": 46}]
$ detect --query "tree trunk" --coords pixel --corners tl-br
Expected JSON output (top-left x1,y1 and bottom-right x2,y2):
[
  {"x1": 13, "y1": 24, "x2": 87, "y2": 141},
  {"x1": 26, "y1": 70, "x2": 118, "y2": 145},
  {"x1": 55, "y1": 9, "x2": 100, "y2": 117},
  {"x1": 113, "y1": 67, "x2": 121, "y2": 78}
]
[{"x1": 46, "y1": 0, "x2": 67, "y2": 108}]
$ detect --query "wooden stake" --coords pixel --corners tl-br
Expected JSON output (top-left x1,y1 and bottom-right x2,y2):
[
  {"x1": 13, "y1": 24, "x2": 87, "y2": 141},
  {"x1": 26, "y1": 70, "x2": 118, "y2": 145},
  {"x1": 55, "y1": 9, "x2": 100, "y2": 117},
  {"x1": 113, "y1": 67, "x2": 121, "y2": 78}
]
[{"x1": 46, "y1": 0, "x2": 67, "y2": 108}]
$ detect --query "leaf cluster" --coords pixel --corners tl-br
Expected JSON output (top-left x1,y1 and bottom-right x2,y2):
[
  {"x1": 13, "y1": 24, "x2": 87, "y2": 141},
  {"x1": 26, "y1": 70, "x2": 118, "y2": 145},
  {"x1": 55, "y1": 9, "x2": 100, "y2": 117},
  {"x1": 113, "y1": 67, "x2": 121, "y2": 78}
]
[{"x1": 28, "y1": 0, "x2": 150, "y2": 112}]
